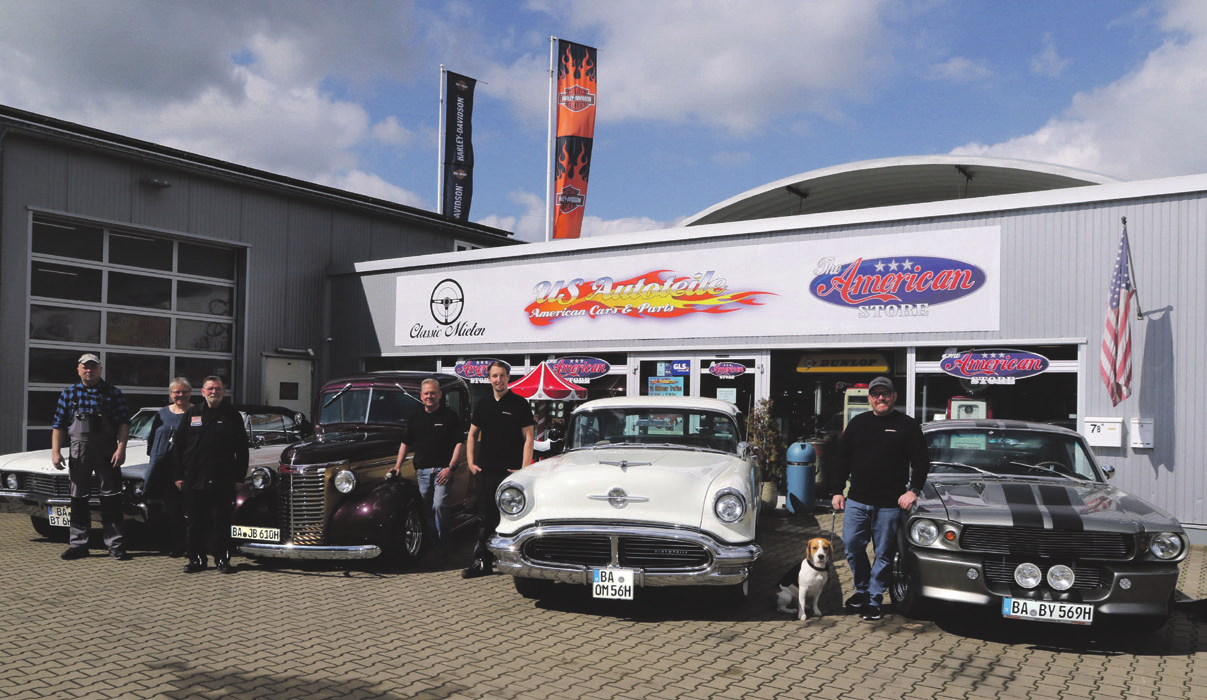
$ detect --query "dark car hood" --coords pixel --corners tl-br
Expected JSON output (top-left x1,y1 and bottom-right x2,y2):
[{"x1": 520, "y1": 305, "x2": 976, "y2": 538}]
[
  {"x1": 279, "y1": 426, "x2": 404, "y2": 469},
  {"x1": 920, "y1": 476, "x2": 1184, "y2": 534}
]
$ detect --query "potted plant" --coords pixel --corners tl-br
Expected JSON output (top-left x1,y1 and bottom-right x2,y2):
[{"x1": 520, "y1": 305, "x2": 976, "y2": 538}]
[{"x1": 746, "y1": 398, "x2": 785, "y2": 510}]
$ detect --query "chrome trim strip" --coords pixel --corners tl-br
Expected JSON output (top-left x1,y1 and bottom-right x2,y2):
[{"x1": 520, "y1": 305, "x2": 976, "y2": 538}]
[{"x1": 237, "y1": 542, "x2": 382, "y2": 560}]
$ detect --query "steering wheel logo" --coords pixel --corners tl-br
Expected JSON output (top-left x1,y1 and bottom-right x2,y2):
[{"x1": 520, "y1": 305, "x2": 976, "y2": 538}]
[{"x1": 430, "y1": 279, "x2": 464, "y2": 326}]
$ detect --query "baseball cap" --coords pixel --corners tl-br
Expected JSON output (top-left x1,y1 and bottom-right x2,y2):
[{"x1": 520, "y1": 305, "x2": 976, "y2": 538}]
[
  {"x1": 868, "y1": 376, "x2": 895, "y2": 393},
  {"x1": 78, "y1": 353, "x2": 101, "y2": 365}
]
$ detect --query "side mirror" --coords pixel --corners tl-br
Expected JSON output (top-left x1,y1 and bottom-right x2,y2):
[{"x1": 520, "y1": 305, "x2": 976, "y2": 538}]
[{"x1": 1100, "y1": 463, "x2": 1116, "y2": 480}]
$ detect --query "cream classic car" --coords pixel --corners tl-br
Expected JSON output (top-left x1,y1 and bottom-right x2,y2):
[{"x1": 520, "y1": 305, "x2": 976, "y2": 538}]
[{"x1": 488, "y1": 396, "x2": 762, "y2": 604}]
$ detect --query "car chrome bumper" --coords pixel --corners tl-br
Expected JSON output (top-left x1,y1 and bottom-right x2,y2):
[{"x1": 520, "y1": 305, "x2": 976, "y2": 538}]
[
  {"x1": 1, "y1": 494, "x2": 150, "y2": 522},
  {"x1": 237, "y1": 542, "x2": 382, "y2": 560},
  {"x1": 908, "y1": 546, "x2": 1181, "y2": 616},
  {"x1": 488, "y1": 523, "x2": 761, "y2": 587}
]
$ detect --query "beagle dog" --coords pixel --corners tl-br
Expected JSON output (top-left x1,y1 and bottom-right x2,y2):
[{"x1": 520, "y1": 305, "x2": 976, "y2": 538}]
[{"x1": 774, "y1": 537, "x2": 834, "y2": 621}]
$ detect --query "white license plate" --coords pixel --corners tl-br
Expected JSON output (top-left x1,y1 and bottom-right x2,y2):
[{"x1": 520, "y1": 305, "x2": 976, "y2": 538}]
[
  {"x1": 1003, "y1": 597, "x2": 1094, "y2": 625},
  {"x1": 47, "y1": 505, "x2": 70, "y2": 527},
  {"x1": 231, "y1": 525, "x2": 280, "y2": 542},
  {"x1": 592, "y1": 568, "x2": 635, "y2": 600}
]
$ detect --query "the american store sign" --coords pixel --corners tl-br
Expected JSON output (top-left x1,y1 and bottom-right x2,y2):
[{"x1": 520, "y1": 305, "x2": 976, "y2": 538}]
[
  {"x1": 940, "y1": 349, "x2": 1049, "y2": 385},
  {"x1": 393, "y1": 227, "x2": 1000, "y2": 346}
]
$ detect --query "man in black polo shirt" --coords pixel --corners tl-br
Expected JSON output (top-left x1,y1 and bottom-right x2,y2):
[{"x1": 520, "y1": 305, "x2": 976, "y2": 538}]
[
  {"x1": 388, "y1": 377, "x2": 463, "y2": 555},
  {"x1": 462, "y1": 361, "x2": 534, "y2": 579}
]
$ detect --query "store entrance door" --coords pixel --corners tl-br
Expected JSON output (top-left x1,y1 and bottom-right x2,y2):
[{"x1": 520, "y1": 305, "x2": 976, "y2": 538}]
[
  {"x1": 633, "y1": 353, "x2": 767, "y2": 415},
  {"x1": 699, "y1": 357, "x2": 758, "y2": 416}
]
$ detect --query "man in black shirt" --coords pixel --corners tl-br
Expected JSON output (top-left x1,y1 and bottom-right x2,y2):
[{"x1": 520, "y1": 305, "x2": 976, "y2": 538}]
[
  {"x1": 462, "y1": 362, "x2": 534, "y2": 579},
  {"x1": 830, "y1": 376, "x2": 930, "y2": 620},
  {"x1": 389, "y1": 378, "x2": 463, "y2": 554}
]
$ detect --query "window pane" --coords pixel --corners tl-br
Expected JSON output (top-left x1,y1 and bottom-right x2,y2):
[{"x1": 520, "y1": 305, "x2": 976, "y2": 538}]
[
  {"x1": 27, "y1": 390, "x2": 63, "y2": 427},
  {"x1": 179, "y1": 242, "x2": 237, "y2": 280},
  {"x1": 30, "y1": 262, "x2": 102, "y2": 302},
  {"x1": 108, "y1": 271, "x2": 171, "y2": 309},
  {"x1": 176, "y1": 319, "x2": 232, "y2": 353},
  {"x1": 28, "y1": 348, "x2": 84, "y2": 384},
  {"x1": 110, "y1": 232, "x2": 173, "y2": 271},
  {"x1": 30, "y1": 305, "x2": 101, "y2": 343},
  {"x1": 106, "y1": 353, "x2": 170, "y2": 388},
  {"x1": 32, "y1": 220, "x2": 103, "y2": 261},
  {"x1": 178, "y1": 280, "x2": 234, "y2": 316},
  {"x1": 107, "y1": 311, "x2": 170, "y2": 348},
  {"x1": 175, "y1": 357, "x2": 233, "y2": 393}
]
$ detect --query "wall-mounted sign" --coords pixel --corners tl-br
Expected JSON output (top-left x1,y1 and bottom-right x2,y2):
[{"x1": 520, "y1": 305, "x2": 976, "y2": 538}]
[
  {"x1": 453, "y1": 358, "x2": 510, "y2": 383},
  {"x1": 939, "y1": 349, "x2": 1049, "y2": 385},
  {"x1": 796, "y1": 353, "x2": 889, "y2": 373},
  {"x1": 659, "y1": 360, "x2": 690, "y2": 376},
  {"x1": 549, "y1": 356, "x2": 611, "y2": 384},
  {"x1": 707, "y1": 361, "x2": 748, "y2": 379}
]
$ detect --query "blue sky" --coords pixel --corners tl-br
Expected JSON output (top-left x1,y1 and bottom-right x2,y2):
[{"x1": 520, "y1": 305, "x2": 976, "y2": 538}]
[{"x1": 2, "y1": 1, "x2": 1203, "y2": 241}]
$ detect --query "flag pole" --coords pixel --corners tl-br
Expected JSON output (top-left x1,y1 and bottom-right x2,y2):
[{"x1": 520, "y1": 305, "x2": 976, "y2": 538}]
[
  {"x1": 545, "y1": 37, "x2": 557, "y2": 242},
  {"x1": 1123, "y1": 217, "x2": 1143, "y2": 319},
  {"x1": 437, "y1": 64, "x2": 446, "y2": 216}
]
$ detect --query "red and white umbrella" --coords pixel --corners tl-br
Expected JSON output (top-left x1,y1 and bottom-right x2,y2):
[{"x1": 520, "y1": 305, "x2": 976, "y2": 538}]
[{"x1": 508, "y1": 362, "x2": 588, "y2": 401}]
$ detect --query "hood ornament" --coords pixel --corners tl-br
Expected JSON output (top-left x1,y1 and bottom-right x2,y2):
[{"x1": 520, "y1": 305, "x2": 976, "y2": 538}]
[
  {"x1": 589, "y1": 486, "x2": 650, "y2": 509},
  {"x1": 599, "y1": 459, "x2": 651, "y2": 469}
]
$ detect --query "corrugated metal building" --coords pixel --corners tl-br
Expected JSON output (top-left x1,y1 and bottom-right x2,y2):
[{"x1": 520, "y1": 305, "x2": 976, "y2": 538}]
[
  {"x1": 331, "y1": 157, "x2": 1207, "y2": 540},
  {"x1": 0, "y1": 105, "x2": 515, "y2": 453}
]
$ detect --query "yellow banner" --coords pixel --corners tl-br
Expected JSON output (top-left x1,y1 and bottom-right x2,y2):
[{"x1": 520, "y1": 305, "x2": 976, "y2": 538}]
[{"x1": 796, "y1": 353, "x2": 889, "y2": 373}]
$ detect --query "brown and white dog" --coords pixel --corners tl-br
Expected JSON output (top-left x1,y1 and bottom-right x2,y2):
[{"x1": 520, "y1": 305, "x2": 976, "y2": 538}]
[{"x1": 774, "y1": 537, "x2": 834, "y2": 621}]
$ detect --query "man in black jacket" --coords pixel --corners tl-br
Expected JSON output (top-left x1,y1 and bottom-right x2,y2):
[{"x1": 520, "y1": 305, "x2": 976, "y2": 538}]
[
  {"x1": 172, "y1": 376, "x2": 249, "y2": 574},
  {"x1": 830, "y1": 376, "x2": 930, "y2": 621}
]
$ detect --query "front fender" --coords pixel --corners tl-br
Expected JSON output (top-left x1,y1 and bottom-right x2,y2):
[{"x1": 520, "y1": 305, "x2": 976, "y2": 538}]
[
  {"x1": 233, "y1": 484, "x2": 278, "y2": 529},
  {"x1": 328, "y1": 476, "x2": 418, "y2": 547}
]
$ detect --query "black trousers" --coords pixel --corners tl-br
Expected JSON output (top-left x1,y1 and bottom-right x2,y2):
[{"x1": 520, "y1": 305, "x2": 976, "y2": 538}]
[
  {"x1": 183, "y1": 488, "x2": 234, "y2": 562},
  {"x1": 472, "y1": 470, "x2": 507, "y2": 565}
]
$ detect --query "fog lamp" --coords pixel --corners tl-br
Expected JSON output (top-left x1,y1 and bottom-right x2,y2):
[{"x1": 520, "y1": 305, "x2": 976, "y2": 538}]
[
  {"x1": 1014, "y1": 562, "x2": 1042, "y2": 589},
  {"x1": 1047, "y1": 564, "x2": 1075, "y2": 591}
]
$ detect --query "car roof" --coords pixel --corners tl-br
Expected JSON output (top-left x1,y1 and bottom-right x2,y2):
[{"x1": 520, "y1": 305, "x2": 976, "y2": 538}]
[
  {"x1": 320, "y1": 371, "x2": 466, "y2": 392},
  {"x1": 572, "y1": 396, "x2": 742, "y2": 417},
  {"x1": 922, "y1": 418, "x2": 1084, "y2": 439}
]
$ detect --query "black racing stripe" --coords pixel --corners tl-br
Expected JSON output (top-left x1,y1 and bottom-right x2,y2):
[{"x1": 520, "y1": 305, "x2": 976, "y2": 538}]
[
  {"x1": 1001, "y1": 483, "x2": 1045, "y2": 528},
  {"x1": 1037, "y1": 485, "x2": 1084, "y2": 532}
]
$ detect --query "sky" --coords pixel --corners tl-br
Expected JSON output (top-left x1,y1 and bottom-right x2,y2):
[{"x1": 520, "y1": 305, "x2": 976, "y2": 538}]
[{"x1": 1, "y1": 1, "x2": 1205, "y2": 242}]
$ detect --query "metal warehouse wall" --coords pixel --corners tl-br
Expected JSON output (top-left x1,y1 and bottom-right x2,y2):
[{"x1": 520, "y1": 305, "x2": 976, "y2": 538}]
[
  {"x1": 341, "y1": 180, "x2": 1207, "y2": 529},
  {"x1": 0, "y1": 127, "x2": 510, "y2": 453}
]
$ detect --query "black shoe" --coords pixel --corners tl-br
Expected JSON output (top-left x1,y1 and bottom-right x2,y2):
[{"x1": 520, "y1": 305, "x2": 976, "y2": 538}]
[
  {"x1": 861, "y1": 602, "x2": 883, "y2": 621},
  {"x1": 460, "y1": 560, "x2": 492, "y2": 579},
  {"x1": 183, "y1": 557, "x2": 207, "y2": 574},
  {"x1": 215, "y1": 559, "x2": 236, "y2": 574},
  {"x1": 109, "y1": 548, "x2": 131, "y2": 561},
  {"x1": 845, "y1": 592, "x2": 868, "y2": 613},
  {"x1": 60, "y1": 546, "x2": 90, "y2": 560}
]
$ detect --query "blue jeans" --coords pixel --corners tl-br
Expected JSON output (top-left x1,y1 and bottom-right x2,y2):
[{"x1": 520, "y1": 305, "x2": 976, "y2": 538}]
[
  {"x1": 843, "y1": 499, "x2": 902, "y2": 603},
  {"x1": 416, "y1": 468, "x2": 450, "y2": 549}
]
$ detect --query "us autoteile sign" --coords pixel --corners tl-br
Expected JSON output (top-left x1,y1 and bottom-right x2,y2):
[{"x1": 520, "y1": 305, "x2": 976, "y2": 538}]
[{"x1": 940, "y1": 349, "x2": 1049, "y2": 385}]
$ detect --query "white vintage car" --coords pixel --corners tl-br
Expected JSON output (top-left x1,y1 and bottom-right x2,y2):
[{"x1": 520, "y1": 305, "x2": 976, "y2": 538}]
[{"x1": 488, "y1": 396, "x2": 763, "y2": 604}]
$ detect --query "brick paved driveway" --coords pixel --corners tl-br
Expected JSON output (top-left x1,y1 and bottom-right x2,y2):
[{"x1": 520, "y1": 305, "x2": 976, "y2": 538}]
[{"x1": 1, "y1": 510, "x2": 1204, "y2": 699}]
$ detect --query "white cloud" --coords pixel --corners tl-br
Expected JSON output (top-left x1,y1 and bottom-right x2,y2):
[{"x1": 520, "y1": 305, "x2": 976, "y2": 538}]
[
  {"x1": 316, "y1": 170, "x2": 427, "y2": 209},
  {"x1": 1030, "y1": 32, "x2": 1070, "y2": 77},
  {"x1": 927, "y1": 56, "x2": 993, "y2": 83},
  {"x1": 951, "y1": 0, "x2": 1207, "y2": 180},
  {"x1": 473, "y1": 188, "x2": 674, "y2": 242}
]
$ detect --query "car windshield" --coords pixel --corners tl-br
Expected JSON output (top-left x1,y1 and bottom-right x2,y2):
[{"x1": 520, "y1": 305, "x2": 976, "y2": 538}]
[
  {"x1": 319, "y1": 387, "x2": 423, "y2": 426},
  {"x1": 566, "y1": 407, "x2": 741, "y2": 454},
  {"x1": 129, "y1": 409, "x2": 156, "y2": 440},
  {"x1": 926, "y1": 428, "x2": 1100, "y2": 481}
]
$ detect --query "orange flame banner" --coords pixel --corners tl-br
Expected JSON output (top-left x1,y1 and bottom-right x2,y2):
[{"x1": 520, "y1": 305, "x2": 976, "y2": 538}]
[
  {"x1": 525, "y1": 269, "x2": 775, "y2": 326},
  {"x1": 553, "y1": 40, "x2": 597, "y2": 240}
]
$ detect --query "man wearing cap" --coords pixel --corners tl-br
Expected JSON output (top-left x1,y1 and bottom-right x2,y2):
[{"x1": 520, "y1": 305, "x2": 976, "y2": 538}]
[
  {"x1": 829, "y1": 376, "x2": 929, "y2": 621},
  {"x1": 51, "y1": 353, "x2": 132, "y2": 561}
]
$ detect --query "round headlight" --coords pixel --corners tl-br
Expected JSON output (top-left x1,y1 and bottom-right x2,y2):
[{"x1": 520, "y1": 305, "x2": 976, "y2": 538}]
[
  {"x1": 250, "y1": 467, "x2": 273, "y2": 490},
  {"x1": 497, "y1": 484, "x2": 527, "y2": 515},
  {"x1": 714, "y1": 489, "x2": 746, "y2": 523},
  {"x1": 5, "y1": 472, "x2": 19, "y2": 490},
  {"x1": 908, "y1": 519, "x2": 940, "y2": 546},
  {"x1": 1150, "y1": 532, "x2": 1185, "y2": 560},
  {"x1": 1047, "y1": 564, "x2": 1075, "y2": 591},
  {"x1": 333, "y1": 469, "x2": 357, "y2": 494},
  {"x1": 1014, "y1": 562, "x2": 1042, "y2": 589}
]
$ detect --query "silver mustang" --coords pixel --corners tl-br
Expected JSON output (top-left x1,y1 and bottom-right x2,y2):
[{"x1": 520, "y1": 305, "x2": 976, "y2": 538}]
[{"x1": 890, "y1": 419, "x2": 1187, "y2": 630}]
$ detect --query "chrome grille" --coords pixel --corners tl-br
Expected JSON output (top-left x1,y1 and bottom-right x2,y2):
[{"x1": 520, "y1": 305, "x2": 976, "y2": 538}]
[
  {"x1": 959, "y1": 525, "x2": 1132, "y2": 560},
  {"x1": 280, "y1": 471, "x2": 327, "y2": 545},
  {"x1": 982, "y1": 558, "x2": 1102, "y2": 590},
  {"x1": 17, "y1": 473, "x2": 97, "y2": 499},
  {"x1": 524, "y1": 534, "x2": 711, "y2": 570}
]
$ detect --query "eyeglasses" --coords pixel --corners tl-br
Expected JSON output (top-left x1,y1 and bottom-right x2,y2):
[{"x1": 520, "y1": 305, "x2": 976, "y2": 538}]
[{"x1": 869, "y1": 390, "x2": 894, "y2": 398}]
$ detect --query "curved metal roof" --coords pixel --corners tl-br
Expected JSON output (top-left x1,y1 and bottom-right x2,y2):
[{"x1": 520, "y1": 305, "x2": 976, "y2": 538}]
[{"x1": 682, "y1": 156, "x2": 1120, "y2": 226}]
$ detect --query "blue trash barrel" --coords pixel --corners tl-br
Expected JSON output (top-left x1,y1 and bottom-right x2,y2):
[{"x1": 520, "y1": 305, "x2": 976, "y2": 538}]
[{"x1": 785, "y1": 442, "x2": 816, "y2": 514}]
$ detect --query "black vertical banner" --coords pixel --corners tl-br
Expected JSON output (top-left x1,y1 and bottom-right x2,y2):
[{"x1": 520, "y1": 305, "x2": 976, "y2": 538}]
[{"x1": 442, "y1": 71, "x2": 476, "y2": 220}]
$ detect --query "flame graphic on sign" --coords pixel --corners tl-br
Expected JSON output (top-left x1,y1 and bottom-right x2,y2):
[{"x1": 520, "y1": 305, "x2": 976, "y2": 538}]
[{"x1": 525, "y1": 269, "x2": 774, "y2": 326}]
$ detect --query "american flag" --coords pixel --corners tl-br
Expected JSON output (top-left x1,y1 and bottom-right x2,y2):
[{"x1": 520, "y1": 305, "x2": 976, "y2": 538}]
[{"x1": 1099, "y1": 223, "x2": 1135, "y2": 406}]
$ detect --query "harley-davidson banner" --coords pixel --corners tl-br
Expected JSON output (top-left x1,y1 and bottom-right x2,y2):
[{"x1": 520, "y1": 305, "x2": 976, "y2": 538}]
[
  {"x1": 553, "y1": 40, "x2": 597, "y2": 240},
  {"x1": 442, "y1": 70, "x2": 475, "y2": 220}
]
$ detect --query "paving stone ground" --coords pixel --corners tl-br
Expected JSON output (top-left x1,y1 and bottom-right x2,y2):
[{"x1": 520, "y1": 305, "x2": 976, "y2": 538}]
[{"x1": 0, "y1": 509, "x2": 1203, "y2": 699}]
